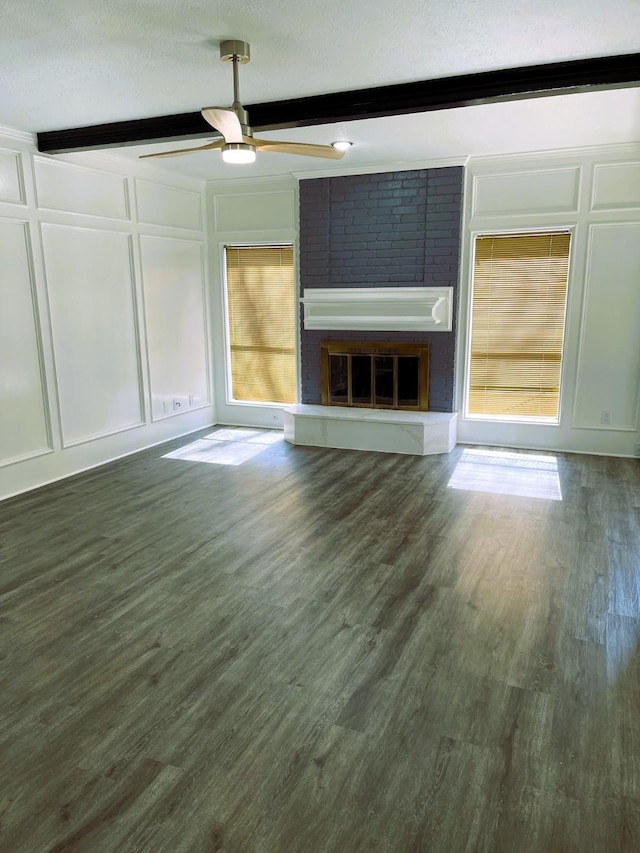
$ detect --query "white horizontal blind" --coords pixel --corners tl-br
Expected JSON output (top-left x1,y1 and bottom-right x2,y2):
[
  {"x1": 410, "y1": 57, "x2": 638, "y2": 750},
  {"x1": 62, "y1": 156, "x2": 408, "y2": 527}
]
[
  {"x1": 225, "y1": 245, "x2": 296, "y2": 404},
  {"x1": 468, "y1": 232, "x2": 571, "y2": 420}
]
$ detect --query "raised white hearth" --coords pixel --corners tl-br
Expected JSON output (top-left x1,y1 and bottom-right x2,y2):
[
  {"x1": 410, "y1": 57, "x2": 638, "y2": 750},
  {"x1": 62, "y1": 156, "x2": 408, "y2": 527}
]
[{"x1": 283, "y1": 405, "x2": 457, "y2": 456}]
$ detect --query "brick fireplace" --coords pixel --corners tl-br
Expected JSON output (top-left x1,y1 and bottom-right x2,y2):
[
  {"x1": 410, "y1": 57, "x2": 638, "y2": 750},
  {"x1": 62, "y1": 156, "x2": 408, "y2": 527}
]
[{"x1": 299, "y1": 166, "x2": 463, "y2": 413}]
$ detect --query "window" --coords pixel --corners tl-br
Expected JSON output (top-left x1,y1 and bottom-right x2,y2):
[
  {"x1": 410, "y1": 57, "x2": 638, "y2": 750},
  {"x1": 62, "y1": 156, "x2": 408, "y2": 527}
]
[
  {"x1": 224, "y1": 245, "x2": 297, "y2": 404},
  {"x1": 466, "y1": 231, "x2": 571, "y2": 422}
]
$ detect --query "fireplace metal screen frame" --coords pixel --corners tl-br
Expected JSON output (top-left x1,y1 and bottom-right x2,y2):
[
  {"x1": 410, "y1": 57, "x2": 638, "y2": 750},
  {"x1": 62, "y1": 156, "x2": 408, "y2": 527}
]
[{"x1": 320, "y1": 341, "x2": 429, "y2": 411}]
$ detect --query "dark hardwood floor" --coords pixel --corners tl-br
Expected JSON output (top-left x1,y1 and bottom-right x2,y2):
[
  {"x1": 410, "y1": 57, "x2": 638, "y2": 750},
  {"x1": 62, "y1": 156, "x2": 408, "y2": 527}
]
[{"x1": 1, "y1": 428, "x2": 639, "y2": 852}]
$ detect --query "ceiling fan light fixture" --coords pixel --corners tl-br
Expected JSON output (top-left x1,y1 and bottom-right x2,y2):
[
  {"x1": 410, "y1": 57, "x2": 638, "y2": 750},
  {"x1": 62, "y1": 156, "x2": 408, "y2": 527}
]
[
  {"x1": 145, "y1": 42, "x2": 349, "y2": 164},
  {"x1": 222, "y1": 142, "x2": 256, "y2": 164},
  {"x1": 331, "y1": 140, "x2": 353, "y2": 152}
]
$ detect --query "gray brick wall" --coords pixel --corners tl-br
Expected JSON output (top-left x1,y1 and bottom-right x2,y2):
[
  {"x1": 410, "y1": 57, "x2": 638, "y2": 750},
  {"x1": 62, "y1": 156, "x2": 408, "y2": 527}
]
[{"x1": 299, "y1": 167, "x2": 463, "y2": 412}]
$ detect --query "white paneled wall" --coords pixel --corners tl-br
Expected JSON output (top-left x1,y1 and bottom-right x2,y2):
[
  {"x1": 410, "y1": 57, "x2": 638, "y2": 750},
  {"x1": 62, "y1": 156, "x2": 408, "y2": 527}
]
[
  {"x1": 213, "y1": 189, "x2": 295, "y2": 232},
  {"x1": 590, "y1": 162, "x2": 640, "y2": 211},
  {"x1": 573, "y1": 223, "x2": 640, "y2": 430},
  {"x1": 458, "y1": 144, "x2": 640, "y2": 456},
  {"x1": 2, "y1": 125, "x2": 639, "y2": 498},
  {"x1": 207, "y1": 177, "x2": 297, "y2": 429},
  {"x1": 472, "y1": 166, "x2": 582, "y2": 216},
  {"x1": 0, "y1": 127, "x2": 213, "y2": 500},
  {"x1": 41, "y1": 224, "x2": 143, "y2": 444},
  {"x1": 0, "y1": 219, "x2": 50, "y2": 463},
  {"x1": 0, "y1": 148, "x2": 25, "y2": 203},
  {"x1": 140, "y1": 235, "x2": 209, "y2": 419},
  {"x1": 135, "y1": 179, "x2": 202, "y2": 230},
  {"x1": 34, "y1": 156, "x2": 130, "y2": 219}
]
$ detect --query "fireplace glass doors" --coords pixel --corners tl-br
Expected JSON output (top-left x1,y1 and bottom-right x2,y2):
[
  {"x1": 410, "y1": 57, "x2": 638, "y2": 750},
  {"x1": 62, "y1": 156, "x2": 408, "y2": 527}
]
[{"x1": 320, "y1": 341, "x2": 429, "y2": 411}]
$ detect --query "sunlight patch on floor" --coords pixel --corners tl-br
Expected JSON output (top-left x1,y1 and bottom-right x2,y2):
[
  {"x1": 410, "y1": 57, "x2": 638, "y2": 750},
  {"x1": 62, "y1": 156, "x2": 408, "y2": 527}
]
[
  {"x1": 448, "y1": 448, "x2": 563, "y2": 500},
  {"x1": 163, "y1": 428, "x2": 283, "y2": 466},
  {"x1": 200, "y1": 428, "x2": 283, "y2": 445}
]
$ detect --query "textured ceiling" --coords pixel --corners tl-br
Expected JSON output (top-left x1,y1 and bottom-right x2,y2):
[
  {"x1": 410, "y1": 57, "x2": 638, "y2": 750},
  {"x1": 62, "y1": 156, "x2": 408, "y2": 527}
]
[{"x1": 2, "y1": 0, "x2": 640, "y2": 179}]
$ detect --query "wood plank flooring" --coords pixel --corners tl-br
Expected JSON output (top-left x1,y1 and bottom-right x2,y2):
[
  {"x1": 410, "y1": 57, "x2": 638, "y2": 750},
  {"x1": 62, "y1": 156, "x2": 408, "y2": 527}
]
[{"x1": 1, "y1": 428, "x2": 639, "y2": 852}]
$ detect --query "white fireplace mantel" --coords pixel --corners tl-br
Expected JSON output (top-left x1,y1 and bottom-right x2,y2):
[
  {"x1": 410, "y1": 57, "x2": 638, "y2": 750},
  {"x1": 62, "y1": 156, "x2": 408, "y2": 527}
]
[{"x1": 301, "y1": 286, "x2": 453, "y2": 332}]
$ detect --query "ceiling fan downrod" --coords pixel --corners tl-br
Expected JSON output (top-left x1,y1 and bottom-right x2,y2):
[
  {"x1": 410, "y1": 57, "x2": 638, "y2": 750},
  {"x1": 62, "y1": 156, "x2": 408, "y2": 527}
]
[{"x1": 220, "y1": 39, "x2": 251, "y2": 132}]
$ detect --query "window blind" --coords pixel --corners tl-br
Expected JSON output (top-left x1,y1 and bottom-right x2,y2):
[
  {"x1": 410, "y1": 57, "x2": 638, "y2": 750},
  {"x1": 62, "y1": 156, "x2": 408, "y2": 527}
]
[
  {"x1": 225, "y1": 245, "x2": 296, "y2": 404},
  {"x1": 467, "y1": 232, "x2": 571, "y2": 420}
]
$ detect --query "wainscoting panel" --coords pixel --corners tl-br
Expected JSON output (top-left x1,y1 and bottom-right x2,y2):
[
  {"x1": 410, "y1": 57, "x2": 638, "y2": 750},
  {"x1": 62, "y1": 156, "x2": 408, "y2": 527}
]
[
  {"x1": 472, "y1": 167, "x2": 581, "y2": 217},
  {"x1": 573, "y1": 222, "x2": 640, "y2": 430},
  {"x1": 41, "y1": 223, "x2": 143, "y2": 445},
  {"x1": 590, "y1": 162, "x2": 640, "y2": 212},
  {"x1": 0, "y1": 219, "x2": 51, "y2": 464},
  {"x1": 214, "y1": 190, "x2": 295, "y2": 232},
  {"x1": 0, "y1": 149, "x2": 25, "y2": 204},
  {"x1": 34, "y1": 156, "x2": 130, "y2": 220},
  {"x1": 135, "y1": 179, "x2": 203, "y2": 231},
  {"x1": 140, "y1": 235, "x2": 209, "y2": 420}
]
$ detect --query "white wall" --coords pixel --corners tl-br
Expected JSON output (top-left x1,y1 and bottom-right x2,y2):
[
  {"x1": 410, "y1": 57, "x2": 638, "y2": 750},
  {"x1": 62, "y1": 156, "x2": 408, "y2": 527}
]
[
  {"x1": 3, "y1": 132, "x2": 637, "y2": 497},
  {"x1": 0, "y1": 127, "x2": 213, "y2": 500},
  {"x1": 456, "y1": 143, "x2": 640, "y2": 456},
  {"x1": 207, "y1": 176, "x2": 298, "y2": 428}
]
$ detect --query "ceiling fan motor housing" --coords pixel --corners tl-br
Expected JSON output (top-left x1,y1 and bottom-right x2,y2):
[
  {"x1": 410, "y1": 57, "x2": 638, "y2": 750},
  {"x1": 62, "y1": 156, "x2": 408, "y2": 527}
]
[{"x1": 219, "y1": 40, "x2": 250, "y2": 64}]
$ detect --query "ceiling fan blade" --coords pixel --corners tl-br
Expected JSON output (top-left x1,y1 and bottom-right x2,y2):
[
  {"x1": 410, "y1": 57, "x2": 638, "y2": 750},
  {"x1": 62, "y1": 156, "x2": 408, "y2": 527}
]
[
  {"x1": 249, "y1": 137, "x2": 345, "y2": 159},
  {"x1": 202, "y1": 107, "x2": 243, "y2": 142},
  {"x1": 139, "y1": 140, "x2": 225, "y2": 159}
]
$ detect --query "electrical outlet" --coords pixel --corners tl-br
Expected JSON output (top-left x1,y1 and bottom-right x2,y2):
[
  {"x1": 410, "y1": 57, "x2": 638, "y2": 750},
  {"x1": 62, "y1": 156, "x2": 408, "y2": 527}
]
[
  {"x1": 173, "y1": 396, "x2": 190, "y2": 412},
  {"x1": 600, "y1": 410, "x2": 611, "y2": 425}
]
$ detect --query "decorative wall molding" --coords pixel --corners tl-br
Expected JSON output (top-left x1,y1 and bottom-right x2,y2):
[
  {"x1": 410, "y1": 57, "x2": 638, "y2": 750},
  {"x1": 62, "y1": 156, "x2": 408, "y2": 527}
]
[
  {"x1": 33, "y1": 156, "x2": 130, "y2": 220},
  {"x1": 459, "y1": 147, "x2": 640, "y2": 456},
  {"x1": 572, "y1": 222, "x2": 640, "y2": 431},
  {"x1": 0, "y1": 446, "x2": 54, "y2": 469},
  {"x1": 135, "y1": 179, "x2": 203, "y2": 230},
  {"x1": 40, "y1": 224, "x2": 144, "y2": 447},
  {"x1": 139, "y1": 234, "x2": 210, "y2": 421},
  {"x1": 0, "y1": 149, "x2": 26, "y2": 204},
  {"x1": 301, "y1": 286, "x2": 454, "y2": 332},
  {"x1": 590, "y1": 162, "x2": 640, "y2": 212},
  {"x1": 214, "y1": 189, "x2": 295, "y2": 232},
  {"x1": 0, "y1": 218, "x2": 53, "y2": 464},
  {"x1": 472, "y1": 166, "x2": 581, "y2": 217}
]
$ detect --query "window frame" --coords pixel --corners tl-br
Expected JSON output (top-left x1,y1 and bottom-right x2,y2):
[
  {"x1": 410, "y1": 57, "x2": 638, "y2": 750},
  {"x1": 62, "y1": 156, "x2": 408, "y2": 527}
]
[
  {"x1": 221, "y1": 241, "x2": 298, "y2": 408},
  {"x1": 463, "y1": 226, "x2": 574, "y2": 425}
]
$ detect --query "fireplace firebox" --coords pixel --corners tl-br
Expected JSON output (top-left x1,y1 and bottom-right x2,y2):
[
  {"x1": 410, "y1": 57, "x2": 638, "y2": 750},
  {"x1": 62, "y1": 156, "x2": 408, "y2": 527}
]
[{"x1": 320, "y1": 341, "x2": 429, "y2": 411}]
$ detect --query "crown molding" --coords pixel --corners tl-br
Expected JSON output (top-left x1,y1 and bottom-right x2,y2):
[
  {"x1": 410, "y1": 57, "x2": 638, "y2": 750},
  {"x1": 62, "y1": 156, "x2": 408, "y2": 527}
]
[
  {"x1": 467, "y1": 140, "x2": 640, "y2": 171},
  {"x1": 293, "y1": 155, "x2": 467, "y2": 181},
  {"x1": 206, "y1": 173, "x2": 297, "y2": 191},
  {"x1": 0, "y1": 124, "x2": 36, "y2": 145}
]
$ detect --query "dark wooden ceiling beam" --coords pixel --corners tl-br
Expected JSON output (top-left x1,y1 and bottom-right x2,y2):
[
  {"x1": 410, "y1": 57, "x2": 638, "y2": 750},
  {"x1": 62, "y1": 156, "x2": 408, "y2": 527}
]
[{"x1": 37, "y1": 52, "x2": 640, "y2": 154}]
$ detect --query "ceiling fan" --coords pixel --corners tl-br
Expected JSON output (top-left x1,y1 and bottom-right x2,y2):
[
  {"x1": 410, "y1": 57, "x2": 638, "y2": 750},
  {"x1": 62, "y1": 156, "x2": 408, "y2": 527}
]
[{"x1": 141, "y1": 40, "x2": 348, "y2": 165}]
